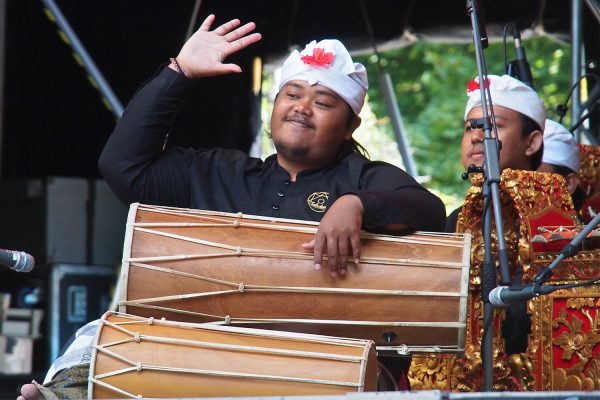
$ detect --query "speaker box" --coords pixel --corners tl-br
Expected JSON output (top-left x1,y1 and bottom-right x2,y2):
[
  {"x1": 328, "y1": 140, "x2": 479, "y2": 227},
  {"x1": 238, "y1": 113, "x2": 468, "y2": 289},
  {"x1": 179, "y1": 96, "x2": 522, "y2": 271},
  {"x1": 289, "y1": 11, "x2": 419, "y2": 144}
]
[
  {"x1": 0, "y1": 177, "x2": 128, "y2": 267},
  {"x1": 91, "y1": 179, "x2": 128, "y2": 266},
  {"x1": 0, "y1": 177, "x2": 89, "y2": 265},
  {"x1": 48, "y1": 264, "x2": 115, "y2": 363}
]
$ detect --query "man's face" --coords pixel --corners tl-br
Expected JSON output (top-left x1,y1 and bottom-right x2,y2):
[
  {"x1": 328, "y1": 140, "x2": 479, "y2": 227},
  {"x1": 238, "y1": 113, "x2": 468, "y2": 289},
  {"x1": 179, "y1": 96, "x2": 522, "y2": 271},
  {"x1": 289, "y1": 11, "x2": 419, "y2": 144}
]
[
  {"x1": 270, "y1": 80, "x2": 358, "y2": 174},
  {"x1": 461, "y1": 105, "x2": 539, "y2": 171}
]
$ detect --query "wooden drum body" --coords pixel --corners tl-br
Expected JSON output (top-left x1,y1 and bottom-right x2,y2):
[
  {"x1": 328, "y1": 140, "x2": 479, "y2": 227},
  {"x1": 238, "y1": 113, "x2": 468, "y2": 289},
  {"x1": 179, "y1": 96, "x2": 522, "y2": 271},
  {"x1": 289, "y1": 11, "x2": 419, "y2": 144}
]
[
  {"x1": 89, "y1": 312, "x2": 378, "y2": 398},
  {"x1": 118, "y1": 204, "x2": 471, "y2": 354}
]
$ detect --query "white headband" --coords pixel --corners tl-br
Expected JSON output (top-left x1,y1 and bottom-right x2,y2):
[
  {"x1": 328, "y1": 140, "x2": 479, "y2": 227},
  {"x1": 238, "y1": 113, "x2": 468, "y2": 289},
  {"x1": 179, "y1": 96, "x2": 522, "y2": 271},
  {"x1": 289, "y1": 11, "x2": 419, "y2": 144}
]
[
  {"x1": 464, "y1": 74, "x2": 546, "y2": 131},
  {"x1": 543, "y1": 119, "x2": 580, "y2": 173},
  {"x1": 278, "y1": 39, "x2": 368, "y2": 115}
]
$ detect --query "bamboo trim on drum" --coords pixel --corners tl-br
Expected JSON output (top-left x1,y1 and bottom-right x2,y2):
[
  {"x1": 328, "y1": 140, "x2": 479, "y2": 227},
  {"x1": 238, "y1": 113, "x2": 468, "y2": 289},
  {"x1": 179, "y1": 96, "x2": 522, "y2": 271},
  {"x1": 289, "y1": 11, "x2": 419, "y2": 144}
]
[
  {"x1": 115, "y1": 302, "x2": 467, "y2": 330},
  {"x1": 92, "y1": 361, "x2": 363, "y2": 388},
  {"x1": 108, "y1": 312, "x2": 376, "y2": 347},
  {"x1": 98, "y1": 318, "x2": 367, "y2": 363},
  {"x1": 124, "y1": 261, "x2": 466, "y2": 300},
  {"x1": 377, "y1": 345, "x2": 465, "y2": 353},
  {"x1": 89, "y1": 378, "x2": 138, "y2": 400},
  {"x1": 220, "y1": 318, "x2": 466, "y2": 329},
  {"x1": 92, "y1": 329, "x2": 364, "y2": 390},
  {"x1": 134, "y1": 203, "x2": 470, "y2": 249},
  {"x1": 118, "y1": 302, "x2": 224, "y2": 320},
  {"x1": 132, "y1": 220, "x2": 464, "y2": 248},
  {"x1": 457, "y1": 233, "x2": 471, "y2": 353},
  {"x1": 130, "y1": 226, "x2": 466, "y2": 269}
]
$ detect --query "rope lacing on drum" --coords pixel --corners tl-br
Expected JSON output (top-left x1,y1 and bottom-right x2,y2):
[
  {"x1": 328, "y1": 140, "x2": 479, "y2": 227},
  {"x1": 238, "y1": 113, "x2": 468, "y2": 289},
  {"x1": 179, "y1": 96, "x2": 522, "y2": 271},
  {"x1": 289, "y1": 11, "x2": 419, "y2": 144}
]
[
  {"x1": 238, "y1": 283, "x2": 245, "y2": 292},
  {"x1": 396, "y1": 344, "x2": 409, "y2": 356},
  {"x1": 224, "y1": 315, "x2": 231, "y2": 325},
  {"x1": 236, "y1": 247, "x2": 242, "y2": 256},
  {"x1": 136, "y1": 361, "x2": 142, "y2": 371},
  {"x1": 134, "y1": 333, "x2": 141, "y2": 343},
  {"x1": 233, "y1": 212, "x2": 243, "y2": 228},
  {"x1": 147, "y1": 317, "x2": 154, "y2": 325}
]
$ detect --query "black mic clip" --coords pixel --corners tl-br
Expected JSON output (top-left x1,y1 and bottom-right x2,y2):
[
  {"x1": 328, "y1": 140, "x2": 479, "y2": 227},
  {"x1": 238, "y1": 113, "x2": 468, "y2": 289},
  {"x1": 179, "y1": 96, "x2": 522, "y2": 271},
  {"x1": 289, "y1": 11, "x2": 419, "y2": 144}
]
[
  {"x1": 462, "y1": 164, "x2": 483, "y2": 180},
  {"x1": 469, "y1": 117, "x2": 486, "y2": 130},
  {"x1": 555, "y1": 104, "x2": 568, "y2": 118}
]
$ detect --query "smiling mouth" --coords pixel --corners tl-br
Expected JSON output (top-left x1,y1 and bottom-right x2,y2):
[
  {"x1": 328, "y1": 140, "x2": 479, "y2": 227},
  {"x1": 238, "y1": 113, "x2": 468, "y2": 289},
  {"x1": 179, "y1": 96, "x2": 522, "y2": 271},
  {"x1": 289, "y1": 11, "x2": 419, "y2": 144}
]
[{"x1": 285, "y1": 116, "x2": 314, "y2": 129}]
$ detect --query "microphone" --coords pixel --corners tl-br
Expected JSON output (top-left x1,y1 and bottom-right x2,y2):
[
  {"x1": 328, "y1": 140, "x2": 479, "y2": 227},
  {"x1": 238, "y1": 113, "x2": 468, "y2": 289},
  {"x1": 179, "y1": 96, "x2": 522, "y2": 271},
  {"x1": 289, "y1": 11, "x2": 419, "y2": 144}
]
[
  {"x1": 488, "y1": 284, "x2": 555, "y2": 307},
  {"x1": 0, "y1": 249, "x2": 35, "y2": 273},
  {"x1": 512, "y1": 27, "x2": 534, "y2": 89}
]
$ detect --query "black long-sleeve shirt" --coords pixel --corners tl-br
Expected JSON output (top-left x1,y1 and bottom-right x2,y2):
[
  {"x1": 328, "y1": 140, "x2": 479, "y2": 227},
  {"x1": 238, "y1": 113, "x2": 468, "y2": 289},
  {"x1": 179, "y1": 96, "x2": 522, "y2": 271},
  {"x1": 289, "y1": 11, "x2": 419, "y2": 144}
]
[{"x1": 99, "y1": 67, "x2": 446, "y2": 233}]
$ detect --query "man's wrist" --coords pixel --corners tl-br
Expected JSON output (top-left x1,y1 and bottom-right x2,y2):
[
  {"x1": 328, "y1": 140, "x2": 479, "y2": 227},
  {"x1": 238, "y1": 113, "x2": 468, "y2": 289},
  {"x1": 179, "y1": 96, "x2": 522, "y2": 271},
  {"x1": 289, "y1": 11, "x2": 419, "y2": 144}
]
[{"x1": 169, "y1": 57, "x2": 190, "y2": 78}]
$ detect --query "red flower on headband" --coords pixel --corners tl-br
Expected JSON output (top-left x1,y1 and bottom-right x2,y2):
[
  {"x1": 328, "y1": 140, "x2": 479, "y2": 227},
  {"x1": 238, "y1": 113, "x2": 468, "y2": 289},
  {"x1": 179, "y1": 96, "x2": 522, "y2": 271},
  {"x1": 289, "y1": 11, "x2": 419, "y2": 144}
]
[
  {"x1": 301, "y1": 47, "x2": 334, "y2": 67},
  {"x1": 467, "y1": 77, "x2": 491, "y2": 92}
]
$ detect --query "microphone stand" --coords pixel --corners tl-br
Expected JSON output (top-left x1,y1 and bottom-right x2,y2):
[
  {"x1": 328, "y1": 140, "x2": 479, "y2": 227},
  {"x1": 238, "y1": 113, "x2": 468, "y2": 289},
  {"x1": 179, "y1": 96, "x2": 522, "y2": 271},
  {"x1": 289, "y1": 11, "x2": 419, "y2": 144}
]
[{"x1": 466, "y1": 0, "x2": 512, "y2": 391}]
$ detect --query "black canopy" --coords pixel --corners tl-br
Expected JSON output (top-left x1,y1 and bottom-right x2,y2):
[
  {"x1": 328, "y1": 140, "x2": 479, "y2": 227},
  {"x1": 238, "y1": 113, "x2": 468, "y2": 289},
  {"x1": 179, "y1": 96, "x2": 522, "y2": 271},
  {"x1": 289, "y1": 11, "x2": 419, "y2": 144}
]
[{"x1": 2, "y1": 0, "x2": 596, "y2": 179}]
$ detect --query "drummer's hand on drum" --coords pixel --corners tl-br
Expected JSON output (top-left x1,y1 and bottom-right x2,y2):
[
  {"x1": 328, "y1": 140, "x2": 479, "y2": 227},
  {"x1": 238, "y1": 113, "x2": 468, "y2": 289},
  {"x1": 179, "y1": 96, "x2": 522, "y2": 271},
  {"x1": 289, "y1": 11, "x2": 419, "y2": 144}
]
[
  {"x1": 302, "y1": 195, "x2": 363, "y2": 278},
  {"x1": 171, "y1": 14, "x2": 261, "y2": 79}
]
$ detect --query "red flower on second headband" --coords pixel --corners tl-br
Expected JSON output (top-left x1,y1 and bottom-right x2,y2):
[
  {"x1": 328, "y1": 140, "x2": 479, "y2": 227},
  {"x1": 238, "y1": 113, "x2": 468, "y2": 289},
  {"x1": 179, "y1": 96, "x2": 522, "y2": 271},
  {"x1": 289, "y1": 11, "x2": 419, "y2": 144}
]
[
  {"x1": 301, "y1": 47, "x2": 334, "y2": 67},
  {"x1": 467, "y1": 77, "x2": 491, "y2": 92}
]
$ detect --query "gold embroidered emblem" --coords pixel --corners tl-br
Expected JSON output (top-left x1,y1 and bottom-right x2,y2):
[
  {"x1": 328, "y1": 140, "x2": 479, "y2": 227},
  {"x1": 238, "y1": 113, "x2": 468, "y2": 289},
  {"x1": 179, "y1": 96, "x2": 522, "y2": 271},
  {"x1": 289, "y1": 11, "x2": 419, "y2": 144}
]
[{"x1": 307, "y1": 192, "x2": 329, "y2": 213}]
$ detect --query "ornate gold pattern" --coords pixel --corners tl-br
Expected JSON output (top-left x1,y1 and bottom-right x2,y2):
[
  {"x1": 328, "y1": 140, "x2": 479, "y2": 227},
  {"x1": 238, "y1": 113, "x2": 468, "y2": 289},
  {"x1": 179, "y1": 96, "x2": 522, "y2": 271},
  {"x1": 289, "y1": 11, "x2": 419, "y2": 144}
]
[
  {"x1": 410, "y1": 169, "x2": 590, "y2": 392},
  {"x1": 578, "y1": 144, "x2": 600, "y2": 196},
  {"x1": 531, "y1": 284, "x2": 600, "y2": 391}
]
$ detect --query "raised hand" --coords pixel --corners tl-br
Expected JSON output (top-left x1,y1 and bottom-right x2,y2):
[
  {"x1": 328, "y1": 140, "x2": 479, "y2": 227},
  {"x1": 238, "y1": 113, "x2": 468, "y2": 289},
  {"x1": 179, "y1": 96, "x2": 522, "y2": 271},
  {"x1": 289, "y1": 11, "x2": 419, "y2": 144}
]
[
  {"x1": 173, "y1": 14, "x2": 261, "y2": 78},
  {"x1": 302, "y1": 194, "x2": 364, "y2": 278}
]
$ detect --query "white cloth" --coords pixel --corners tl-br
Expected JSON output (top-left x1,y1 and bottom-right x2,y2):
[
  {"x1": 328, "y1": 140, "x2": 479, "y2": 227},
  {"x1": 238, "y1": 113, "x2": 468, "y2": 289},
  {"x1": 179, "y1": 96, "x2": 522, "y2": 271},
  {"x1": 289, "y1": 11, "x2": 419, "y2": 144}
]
[
  {"x1": 278, "y1": 39, "x2": 368, "y2": 115},
  {"x1": 543, "y1": 119, "x2": 580, "y2": 172},
  {"x1": 43, "y1": 319, "x2": 99, "y2": 383},
  {"x1": 464, "y1": 74, "x2": 546, "y2": 131}
]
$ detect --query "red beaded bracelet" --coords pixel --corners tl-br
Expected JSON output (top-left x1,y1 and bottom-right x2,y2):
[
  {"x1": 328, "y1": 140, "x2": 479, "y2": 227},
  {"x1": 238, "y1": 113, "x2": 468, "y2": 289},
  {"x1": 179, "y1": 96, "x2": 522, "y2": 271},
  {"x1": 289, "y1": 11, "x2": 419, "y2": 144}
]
[{"x1": 170, "y1": 57, "x2": 189, "y2": 78}]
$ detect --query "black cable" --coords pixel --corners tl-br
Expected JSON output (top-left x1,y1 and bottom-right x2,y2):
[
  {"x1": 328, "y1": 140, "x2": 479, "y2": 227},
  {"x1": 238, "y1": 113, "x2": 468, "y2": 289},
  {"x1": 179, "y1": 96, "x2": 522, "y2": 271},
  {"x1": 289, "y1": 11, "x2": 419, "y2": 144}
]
[
  {"x1": 557, "y1": 73, "x2": 600, "y2": 124},
  {"x1": 286, "y1": 0, "x2": 299, "y2": 51},
  {"x1": 502, "y1": 22, "x2": 516, "y2": 75},
  {"x1": 570, "y1": 103, "x2": 600, "y2": 133},
  {"x1": 358, "y1": 0, "x2": 383, "y2": 75}
]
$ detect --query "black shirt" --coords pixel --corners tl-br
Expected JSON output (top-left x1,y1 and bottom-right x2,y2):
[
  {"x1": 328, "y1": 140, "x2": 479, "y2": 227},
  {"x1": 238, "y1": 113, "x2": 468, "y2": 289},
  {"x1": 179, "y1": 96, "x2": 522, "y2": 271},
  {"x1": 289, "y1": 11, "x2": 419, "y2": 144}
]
[
  {"x1": 99, "y1": 67, "x2": 446, "y2": 233},
  {"x1": 445, "y1": 207, "x2": 461, "y2": 232}
]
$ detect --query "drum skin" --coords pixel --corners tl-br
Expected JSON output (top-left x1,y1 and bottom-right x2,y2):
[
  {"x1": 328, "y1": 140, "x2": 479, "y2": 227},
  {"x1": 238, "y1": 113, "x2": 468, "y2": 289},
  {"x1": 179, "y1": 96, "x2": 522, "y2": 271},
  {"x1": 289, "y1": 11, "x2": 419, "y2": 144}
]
[
  {"x1": 88, "y1": 312, "x2": 378, "y2": 398},
  {"x1": 118, "y1": 204, "x2": 471, "y2": 353}
]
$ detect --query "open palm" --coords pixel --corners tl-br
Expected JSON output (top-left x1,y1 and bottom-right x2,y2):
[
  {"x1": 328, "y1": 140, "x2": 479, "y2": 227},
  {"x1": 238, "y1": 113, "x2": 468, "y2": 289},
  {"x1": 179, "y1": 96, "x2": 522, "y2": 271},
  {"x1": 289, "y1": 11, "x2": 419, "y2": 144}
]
[{"x1": 176, "y1": 14, "x2": 261, "y2": 78}]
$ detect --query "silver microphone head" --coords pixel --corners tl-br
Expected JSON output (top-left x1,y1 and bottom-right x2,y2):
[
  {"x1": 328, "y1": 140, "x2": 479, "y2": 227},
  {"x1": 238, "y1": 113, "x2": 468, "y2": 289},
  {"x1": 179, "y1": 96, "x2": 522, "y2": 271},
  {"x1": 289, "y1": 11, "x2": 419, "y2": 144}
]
[{"x1": 13, "y1": 251, "x2": 35, "y2": 273}]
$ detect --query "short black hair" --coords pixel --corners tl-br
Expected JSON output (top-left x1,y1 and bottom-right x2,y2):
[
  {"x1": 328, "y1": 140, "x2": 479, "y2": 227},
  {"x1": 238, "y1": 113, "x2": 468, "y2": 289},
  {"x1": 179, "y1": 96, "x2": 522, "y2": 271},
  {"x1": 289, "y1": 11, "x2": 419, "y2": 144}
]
[{"x1": 520, "y1": 114, "x2": 543, "y2": 170}]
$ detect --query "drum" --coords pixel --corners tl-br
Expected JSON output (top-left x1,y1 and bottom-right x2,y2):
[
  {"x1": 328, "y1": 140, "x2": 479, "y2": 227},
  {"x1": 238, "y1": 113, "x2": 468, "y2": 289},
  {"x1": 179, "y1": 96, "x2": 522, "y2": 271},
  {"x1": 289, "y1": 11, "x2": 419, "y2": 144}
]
[
  {"x1": 88, "y1": 312, "x2": 378, "y2": 398},
  {"x1": 118, "y1": 203, "x2": 471, "y2": 354}
]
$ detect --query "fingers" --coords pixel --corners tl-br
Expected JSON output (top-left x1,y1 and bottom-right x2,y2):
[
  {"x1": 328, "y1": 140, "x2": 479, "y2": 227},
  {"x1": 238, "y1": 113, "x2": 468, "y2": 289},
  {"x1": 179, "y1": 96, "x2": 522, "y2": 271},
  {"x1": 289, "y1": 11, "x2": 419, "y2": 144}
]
[
  {"x1": 19, "y1": 382, "x2": 43, "y2": 400},
  {"x1": 212, "y1": 18, "x2": 241, "y2": 35},
  {"x1": 336, "y1": 239, "x2": 349, "y2": 276},
  {"x1": 326, "y1": 237, "x2": 339, "y2": 277},
  {"x1": 223, "y1": 22, "x2": 257, "y2": 43},
  {"x1": 319, "y1": 235, "x2": 351, "y2": 278},
  {"x1": 350, "y1": 234, "x2": 361, "y2": 265},
  {"x1": 301, "y1": 239, "x2": 315, "y2": 250},
  {"x1": 198, "y1": 14, "x2": 216, "y2": 31},
  {"x1": 312, "y1": 232, "x2": 359, "y2": 278},
  {"x1": 228, "y1": 32, "x2": 262, "y2": 54},
  {"x1": 312, "y1": 233, "x2": 325, "y2": 271}
]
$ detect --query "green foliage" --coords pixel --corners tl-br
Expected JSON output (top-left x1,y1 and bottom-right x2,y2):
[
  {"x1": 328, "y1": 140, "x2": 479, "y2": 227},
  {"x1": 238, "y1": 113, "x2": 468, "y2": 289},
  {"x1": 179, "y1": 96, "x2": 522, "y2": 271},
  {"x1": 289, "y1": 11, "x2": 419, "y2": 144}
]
[{"x1": 354, "y1": 37, "x2": 571, "y2": 199}]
